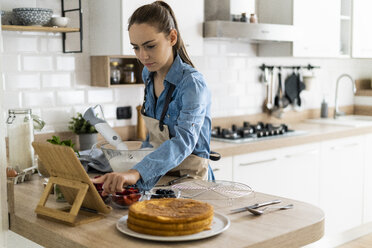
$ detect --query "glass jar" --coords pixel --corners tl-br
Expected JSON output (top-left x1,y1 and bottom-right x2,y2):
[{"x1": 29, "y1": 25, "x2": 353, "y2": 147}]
[
  {"x1": 110, "y1": 61, "x2": 121, "y2": 84},
  {"x1": 6, "y1": 109, "x2": 45, "y2": 171},
  {"x1": 122, "y1": 64, "x2": 137, "y2": 84},
  {"x1": 249, "y1": 13, "x2": 258, "y2": 23}
]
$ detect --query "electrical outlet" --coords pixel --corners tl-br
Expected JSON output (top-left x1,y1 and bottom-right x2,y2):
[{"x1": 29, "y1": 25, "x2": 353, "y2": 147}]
[{"x1": 116, "y1": 106, "x2": 132, "y2": 119}]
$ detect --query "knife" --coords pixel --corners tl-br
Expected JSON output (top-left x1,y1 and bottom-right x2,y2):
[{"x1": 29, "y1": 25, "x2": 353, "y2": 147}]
[{"x1": 230, "y1": 199, "x2": 281, "y2": 214}]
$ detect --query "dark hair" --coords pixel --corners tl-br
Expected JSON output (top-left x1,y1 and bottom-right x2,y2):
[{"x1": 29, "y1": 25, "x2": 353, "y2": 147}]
[{"x1": 128, "y1": 1, "x2": 194, "y2": 68}]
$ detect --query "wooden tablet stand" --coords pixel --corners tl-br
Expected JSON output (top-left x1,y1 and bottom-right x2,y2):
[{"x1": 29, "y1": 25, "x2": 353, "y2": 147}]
[{"x1": 32, "y1": 142, "x2": 112, "y2": 226}]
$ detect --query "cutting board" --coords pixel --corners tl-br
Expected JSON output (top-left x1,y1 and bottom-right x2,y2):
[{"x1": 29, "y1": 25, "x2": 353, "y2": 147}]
[{"x1": 32, "y1": 142, "x2": 111, "y2": 226}]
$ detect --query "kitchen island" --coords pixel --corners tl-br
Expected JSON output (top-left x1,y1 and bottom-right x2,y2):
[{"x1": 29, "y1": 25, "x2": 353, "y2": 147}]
[{"x1": 7, "y1": 175, "x2": 324, "y2": 248}]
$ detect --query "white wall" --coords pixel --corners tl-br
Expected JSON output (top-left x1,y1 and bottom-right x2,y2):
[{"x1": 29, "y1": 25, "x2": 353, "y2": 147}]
[
  {"x1": 1, "y1": 0, "x2": 372, "y2": 134},
  {"x1": 0, "y1": 3, "x2": 9, "y2": 245}
]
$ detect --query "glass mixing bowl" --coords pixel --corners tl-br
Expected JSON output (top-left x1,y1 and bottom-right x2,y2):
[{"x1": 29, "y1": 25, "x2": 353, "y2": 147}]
[{"x1": 96, "y1": 141, "x2": 154, "y2": 172}]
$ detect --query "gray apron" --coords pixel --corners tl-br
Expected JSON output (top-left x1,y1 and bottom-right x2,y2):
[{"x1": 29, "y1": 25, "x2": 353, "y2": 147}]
[{"x1": 141, "y1": 84, "x2": 209, "y2": 182}]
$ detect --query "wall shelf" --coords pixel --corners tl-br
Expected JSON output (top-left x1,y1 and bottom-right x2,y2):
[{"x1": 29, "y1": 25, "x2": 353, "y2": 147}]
[
  {"x1": 1, "y1": 25, "x2": 79, "y2": 33},
  {"x1": 90, "y1": 55, "x2": 145, "y2": 88},
  {"x1": 1, "y1": 0, "x2": 83, "y2": 53}
]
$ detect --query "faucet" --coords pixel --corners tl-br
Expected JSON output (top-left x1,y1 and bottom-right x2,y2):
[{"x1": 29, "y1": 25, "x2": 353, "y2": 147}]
[{"x1": 334, "y1": 74, "x2": 356, "y2": 119}]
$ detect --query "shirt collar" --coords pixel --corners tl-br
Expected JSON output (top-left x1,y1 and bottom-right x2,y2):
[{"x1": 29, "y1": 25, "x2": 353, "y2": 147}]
[{"x1": 144, "y1": 54, "x2": 185, "y2": 86}]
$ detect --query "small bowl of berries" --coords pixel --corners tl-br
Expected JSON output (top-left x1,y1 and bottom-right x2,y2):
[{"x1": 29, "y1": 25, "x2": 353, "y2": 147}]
[
  {"x1": 111, "y1": 187, "x2": 144, "y2": 208},
  {"x1": 147, "y1": 187, "x2": 181, "y2": 199},
  {"x1": 92, "y1": 176, "x2": 110, "y2": 203}
]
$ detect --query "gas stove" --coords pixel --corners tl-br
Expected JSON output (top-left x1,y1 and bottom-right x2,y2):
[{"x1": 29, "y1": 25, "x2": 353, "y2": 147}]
[{"x1": 211, "y1": 122, "x2": 306, "y2": 143}]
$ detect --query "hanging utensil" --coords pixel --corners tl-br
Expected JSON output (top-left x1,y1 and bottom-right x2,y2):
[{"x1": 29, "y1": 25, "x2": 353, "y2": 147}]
[{"x1": 279, "y1": 70, "x2": 290, "y2": 108}]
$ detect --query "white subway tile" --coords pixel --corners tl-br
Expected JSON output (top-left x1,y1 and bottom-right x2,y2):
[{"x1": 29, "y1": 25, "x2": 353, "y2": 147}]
[
  {"x1": 239, "y1": 95, "x2": 258, "y2": 108},
  {"x1": 39, "y1": 38, "x2": 48, "y2": 53},
  {"x1": 3, "y1": 36, "x2": 38, "y2": 52},
  {"x1": 238, "y1": 70, "x2": 251, "y2": 82},
  {"x1": 56, "y1": 56, "x2": 76, "y2": 71},
  {"x1": 228, "y1": 57, "x2": 246, "y2": 70},
  {"x1": 23, "y1": 56, "x2": 53, "y2": 71},
  {"x1": 39, "y1": 38, "x2": 63, "y2": 53},
  {"x1": 41, "y1": 107, "x2": 73, "y2": 125},
  {"x1": 114, "y1": 87, "x2": 143, "y2": 105},
  {"x1": 229, "y1": 83, "x2": 246, "y2": 96},
  {"x1": 42, "y1": 73, "x2": 71, "y2": 88},
  {"x1": 207, "y1": 57, "x2": 228, "y2": 70},
  {"x1": 74, "y1": 71, "x2": 91, "y2": 87},
  {"x1": 56, "y1": 90, "x2": 85, "y2": 106},
  {"x1": 87, "y1": 89, "x2": 114, "y2": 104},
  {"x1": 202, "y1": 69, "x2": 220, "y2": 85},
  {"x1": 23, "y1": 91, "x2": 55, "y2": 108},
  {"x1": 203, "y1": 41, "x2": 219, "y2": 56},
  {"x1": 2, "y1": 91, "x2": 22, "y2": 110},
  {"x1": 219, "y1": 69, "x2": 238, "y2": 83},
  {"x1": 5, "y1": 73, "x2": 41, "y2": 90},
  {"x1": 2, "y1": 54, "x2": 21, "y2": 72},
  {"x1": 101, "y1": 104, "x2": 118, "y2": 119}
]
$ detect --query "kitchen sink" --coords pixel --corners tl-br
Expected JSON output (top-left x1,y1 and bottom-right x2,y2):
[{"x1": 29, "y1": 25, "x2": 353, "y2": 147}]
[{"x1": 306, "y1": 115, "x2": 372, "y2": 127}]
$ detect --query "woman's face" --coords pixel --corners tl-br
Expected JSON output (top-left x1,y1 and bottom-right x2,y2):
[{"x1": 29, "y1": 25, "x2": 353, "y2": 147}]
[{"x1": 129, "y1": 23, "x2": 177, "y2": 74}]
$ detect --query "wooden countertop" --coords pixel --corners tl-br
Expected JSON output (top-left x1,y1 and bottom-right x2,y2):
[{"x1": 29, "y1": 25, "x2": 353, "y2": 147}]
[
  {"x1": 8, "y1": 175, "x2": 324, "y2": 248},
  {"x1": 211, "y1": 122, "x2": 372, "y2": 157}
]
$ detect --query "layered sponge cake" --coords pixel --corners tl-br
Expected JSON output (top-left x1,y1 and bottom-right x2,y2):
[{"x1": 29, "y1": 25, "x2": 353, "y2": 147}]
[{"x1": 127, "y1": 198, "x2": 214, "y2": 236}]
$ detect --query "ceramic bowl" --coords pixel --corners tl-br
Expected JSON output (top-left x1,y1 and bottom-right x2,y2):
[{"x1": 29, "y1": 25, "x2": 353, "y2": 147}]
[
  {"x1": 13, "y1": 8, "x2": 53, "y2": 26},
  {"x1": 50, "y1": 16, "x2": 69, "y2": 27}
]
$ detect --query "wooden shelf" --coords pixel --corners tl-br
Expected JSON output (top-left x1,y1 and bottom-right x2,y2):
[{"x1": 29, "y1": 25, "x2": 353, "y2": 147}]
[
  {"x1": 1, "y1": 25, "x2": 79, "y2": 33},
  {"x1": 91, "y1": 56, "x2": 144, "y2": 87},
  {"x1": 355, "y1": 79, "x2": 372, "y2": 96}
]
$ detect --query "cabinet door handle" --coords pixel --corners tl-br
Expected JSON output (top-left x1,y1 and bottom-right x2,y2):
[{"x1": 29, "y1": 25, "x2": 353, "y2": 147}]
[
  {"x1": 239, "y1": 158, "x2": 276, "y2": 166},
  {"x1": 212, "y1": 168, "x2": 220, "y2": 172},
  {"x1": 330, "y1": 143, "x2": 359, "y2": 151},
  {"x1": 284, "y1": 149, "x2": 318, "y2": 158}
]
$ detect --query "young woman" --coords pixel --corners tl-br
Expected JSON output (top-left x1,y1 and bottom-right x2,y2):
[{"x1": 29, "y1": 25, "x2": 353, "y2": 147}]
[{"x1": 93, "y1": 1, "x2": 216, "y2": 194}]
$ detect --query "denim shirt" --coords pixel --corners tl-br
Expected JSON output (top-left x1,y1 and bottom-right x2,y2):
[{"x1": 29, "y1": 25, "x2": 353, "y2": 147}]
[{"x1": 133, "y1": 55, "x2": 212, "y2": 190}]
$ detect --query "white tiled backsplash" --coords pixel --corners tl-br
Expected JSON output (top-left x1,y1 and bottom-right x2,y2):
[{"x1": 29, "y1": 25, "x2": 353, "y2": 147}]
[{"x1": 2, "y1": 1, "x2": 372, "y2": 133}]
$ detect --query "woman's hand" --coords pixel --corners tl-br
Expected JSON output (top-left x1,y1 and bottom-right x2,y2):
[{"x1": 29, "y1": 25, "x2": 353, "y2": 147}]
[{"x1": 91, "y1": 169, "x2": 141, "y2": 196}]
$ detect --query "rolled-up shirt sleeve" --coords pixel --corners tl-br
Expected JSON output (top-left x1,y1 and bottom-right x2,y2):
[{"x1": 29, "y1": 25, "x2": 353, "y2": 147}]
[{"x1": 134, "y1": 75, "x2": 209, "y2": 190}]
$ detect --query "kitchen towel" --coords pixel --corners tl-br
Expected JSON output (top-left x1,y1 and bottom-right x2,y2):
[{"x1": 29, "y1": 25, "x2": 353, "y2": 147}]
[
  {"x1": 284, "y1": 72, "x2": 305, "y2": 105},
  {"x1": 79, "y1": 148, "x2": 113, "y2": 173}
]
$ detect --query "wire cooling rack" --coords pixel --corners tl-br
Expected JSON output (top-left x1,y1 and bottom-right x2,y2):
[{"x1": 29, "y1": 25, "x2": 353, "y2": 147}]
[{"x1": 171, "y1": 180, "x2": 253, "y2": 200}]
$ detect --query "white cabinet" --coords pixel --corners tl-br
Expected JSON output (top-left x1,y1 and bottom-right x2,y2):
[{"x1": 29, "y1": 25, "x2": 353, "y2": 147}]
[
  {"x1": 257, "y1": 0, "x2": 342, "y2": 57},
  {"x1": 319, "y1": 136, "x2": 364, "y2": 235},
  {"x1": 233, "y1": 143, "x2": 320, "y2": 206},
  {"x1": 363, "y1": 134, "x2": 372, "y2": 223},
  {"x1": 352, "y1": 0, "x2": 372, "y2": 58},
  {"x1": 89, "y1": 0, "x2": 203, "y2": 56},
  {"x1": 210, "y1": 156, "x2": 233, "y2": 181}
]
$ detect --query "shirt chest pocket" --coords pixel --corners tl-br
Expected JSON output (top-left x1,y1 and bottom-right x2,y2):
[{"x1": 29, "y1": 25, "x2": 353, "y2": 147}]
[{"x1": 166, "y1": 102, "x2": 179, "y2": 122}]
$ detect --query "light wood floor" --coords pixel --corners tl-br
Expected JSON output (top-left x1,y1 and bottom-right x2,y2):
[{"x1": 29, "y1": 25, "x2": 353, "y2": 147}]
[{"x1": 337, "y1": 232, "x2": 372, "y2": 248}]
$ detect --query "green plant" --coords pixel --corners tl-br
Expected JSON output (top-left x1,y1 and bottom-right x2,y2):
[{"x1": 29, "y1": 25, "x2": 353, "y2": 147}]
[
  {"x1": 47, "y1": 135, "x2": 80, "y2": 157},
  {"x1": 68, "y1": 112, "x2": 97, "y2": 134}
]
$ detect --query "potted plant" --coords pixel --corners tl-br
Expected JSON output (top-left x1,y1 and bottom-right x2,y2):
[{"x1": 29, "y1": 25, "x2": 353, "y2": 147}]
[{"x1": 68, "y1": 112, "x2": 98, "y2": 150}]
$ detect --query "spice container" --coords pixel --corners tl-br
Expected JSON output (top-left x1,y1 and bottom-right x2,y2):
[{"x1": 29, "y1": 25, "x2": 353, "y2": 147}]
[
  {"x1": 110, "y1": 61, "x2": 121, "y2": 84},
  {"x1": 122, "y1": 64, "x2": 136, "y2": 84},
  {"x1": 240, "y1": 13, "x2": 247, "y2": 22},
  {"x1": 249, "y1": 13, "x2": 258, "y2": 23},
  {"x1": 7, "y1": 109, "x2": 45, "y2": 171}
]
